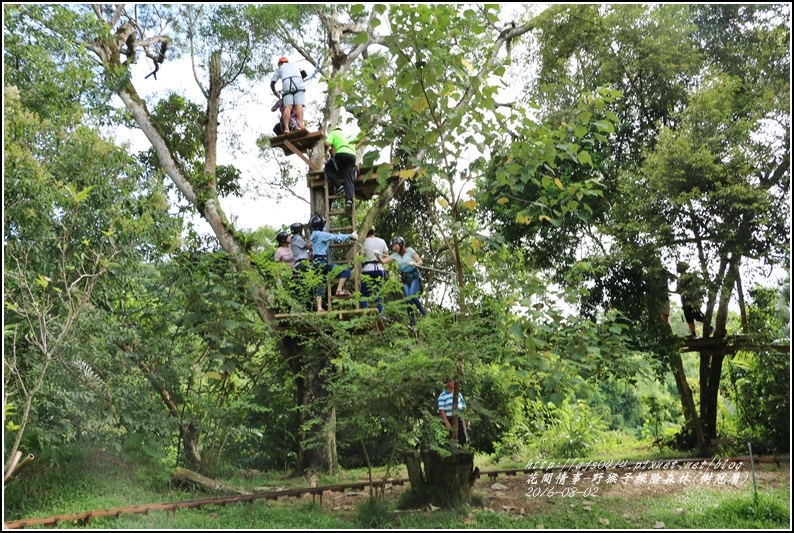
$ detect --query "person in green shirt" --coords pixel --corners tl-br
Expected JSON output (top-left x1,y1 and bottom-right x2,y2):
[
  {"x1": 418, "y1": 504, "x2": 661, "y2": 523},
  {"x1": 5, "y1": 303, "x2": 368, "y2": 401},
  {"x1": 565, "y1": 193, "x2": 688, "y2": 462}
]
[{"x1": 324, "y1": 128, "x2": 358, "y2": 209}]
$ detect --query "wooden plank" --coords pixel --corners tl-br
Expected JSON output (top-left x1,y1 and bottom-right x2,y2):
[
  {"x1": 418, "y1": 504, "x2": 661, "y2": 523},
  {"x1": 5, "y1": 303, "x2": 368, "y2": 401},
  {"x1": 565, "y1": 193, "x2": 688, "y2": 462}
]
[
  {"x1": 307, "y1": 174, "x2": 401, "y2": 201},
  {"x1": 268, "y1": 128, "x2": 310, "y2": 148},
  {"x1": 269, "y1": 130, "x2": 324, "y2": 157}
]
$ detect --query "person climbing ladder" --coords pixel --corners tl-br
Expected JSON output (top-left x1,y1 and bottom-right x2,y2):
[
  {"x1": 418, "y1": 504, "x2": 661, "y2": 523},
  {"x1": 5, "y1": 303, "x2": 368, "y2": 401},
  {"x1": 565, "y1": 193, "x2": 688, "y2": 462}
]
[{"x1": 324, "y1": 127, "x2": 358, "y2": 209}]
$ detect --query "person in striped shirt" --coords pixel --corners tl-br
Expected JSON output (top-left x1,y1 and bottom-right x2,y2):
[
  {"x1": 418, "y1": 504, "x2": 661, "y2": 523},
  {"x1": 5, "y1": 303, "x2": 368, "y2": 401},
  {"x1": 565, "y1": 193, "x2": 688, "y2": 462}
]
[{"x1": 438, "y1": 378, "x2": 468, "y2": 445}]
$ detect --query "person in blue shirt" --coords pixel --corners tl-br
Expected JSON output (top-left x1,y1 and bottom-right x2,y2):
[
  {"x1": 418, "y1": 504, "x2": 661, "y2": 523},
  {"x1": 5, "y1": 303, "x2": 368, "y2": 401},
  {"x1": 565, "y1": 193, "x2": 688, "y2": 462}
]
[
  {"x1": 438, "y1": 378, "x2": 468, "y2": 445},
  {"x1": 308, "y1": 215, "x2": 357, "y2": 313},
  {"x1": 377, "y1": 236, "x2": 427, "y2": 326}
]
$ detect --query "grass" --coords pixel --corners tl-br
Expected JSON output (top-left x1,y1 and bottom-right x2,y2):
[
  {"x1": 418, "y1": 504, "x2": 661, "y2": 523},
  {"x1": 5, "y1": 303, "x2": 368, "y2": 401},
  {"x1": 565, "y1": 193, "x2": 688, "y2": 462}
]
[{"x1": 3, "y1": 443, "x2": 790, "y2": 529}]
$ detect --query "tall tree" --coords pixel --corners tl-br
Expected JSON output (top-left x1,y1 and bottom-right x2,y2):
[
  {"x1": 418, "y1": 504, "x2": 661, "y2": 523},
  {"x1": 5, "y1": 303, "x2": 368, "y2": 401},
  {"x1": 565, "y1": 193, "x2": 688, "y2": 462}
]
[
  {"x1": 482, "y1": 3, "x2": 790, "y2": 445},
  {"x1": 3, "y1": 83, "x2": 177, "y2": 467}
]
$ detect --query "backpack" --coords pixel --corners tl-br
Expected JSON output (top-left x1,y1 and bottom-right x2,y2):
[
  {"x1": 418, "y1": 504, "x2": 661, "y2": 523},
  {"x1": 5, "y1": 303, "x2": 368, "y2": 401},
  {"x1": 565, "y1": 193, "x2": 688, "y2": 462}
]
[{"x1": 273, "y1": 118, "x2": 298, "y2": 135}]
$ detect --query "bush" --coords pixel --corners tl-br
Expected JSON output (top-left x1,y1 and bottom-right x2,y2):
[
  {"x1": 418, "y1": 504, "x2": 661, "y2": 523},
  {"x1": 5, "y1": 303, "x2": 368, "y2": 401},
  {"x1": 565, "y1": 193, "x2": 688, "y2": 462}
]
[
  {"x1": 534, "y1": 400, "x2": 608, "y2": 458},
  {"x1": 356, "y1": 496, "x2": 392, "y2": 528}
]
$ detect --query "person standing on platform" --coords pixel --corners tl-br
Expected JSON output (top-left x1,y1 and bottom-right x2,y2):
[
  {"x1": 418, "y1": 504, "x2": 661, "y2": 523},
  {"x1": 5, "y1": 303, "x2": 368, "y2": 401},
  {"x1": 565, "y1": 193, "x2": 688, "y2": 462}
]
[
  {"x1": 676, "y1": 261, "x2": 707, "y2": 339},
  {"x1": 360, "y1": 228, "x2": 389, "y2": 313},
  {"x1": 377, "y1": 236, "x2": 427, "y2": 326},
  {"x1": 274, "y1": 231, "x2": 295, "y2": 269},
  {"x1": 270, "y1": 56, "x2": 307, "y2": 133},
  {"x1": 308, "y1": 215, "x2": 358, "y2": 313},
  {"x1": 289, "y1": 222, "x2": 312, "y2": 310}
]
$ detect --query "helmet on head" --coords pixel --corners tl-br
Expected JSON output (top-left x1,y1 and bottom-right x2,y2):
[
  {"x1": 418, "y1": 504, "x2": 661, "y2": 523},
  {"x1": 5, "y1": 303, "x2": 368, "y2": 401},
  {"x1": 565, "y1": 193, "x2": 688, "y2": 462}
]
[
  {"x1": 276, "y1": 231, "x2": 289, "y2": 245},
  {"x1": 290, "y1": 222, "x2": 304, "y2": 234},
  {"x1": 391, "y1": 236, "x2": 405, "y2": 247},
  {"x1": 309, "y1": 215, "x2": 325, "y2": 231},
  {"x1": 278, "y1": 56, "x2": 289, "y2": 64},
  {"x1": 676, "y1": 261, "x2": 689, "y2": 274}
]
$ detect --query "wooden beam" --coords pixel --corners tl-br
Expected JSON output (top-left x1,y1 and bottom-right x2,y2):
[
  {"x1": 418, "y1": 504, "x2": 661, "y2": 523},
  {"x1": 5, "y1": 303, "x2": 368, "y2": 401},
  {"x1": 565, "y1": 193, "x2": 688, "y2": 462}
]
[
  {"x1": 274, "y1": 308, "x2": 379, "y2": 320},
  {"x1": 283, "y1": 139, "x2": 320, "y2": 171}
]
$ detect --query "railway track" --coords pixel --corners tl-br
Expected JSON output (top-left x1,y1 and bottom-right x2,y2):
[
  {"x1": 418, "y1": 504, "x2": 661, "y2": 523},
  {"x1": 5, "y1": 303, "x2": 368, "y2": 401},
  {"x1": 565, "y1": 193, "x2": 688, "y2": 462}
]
[{"x1": 4, "y1": 455, "x2": 787, "y2": 529}]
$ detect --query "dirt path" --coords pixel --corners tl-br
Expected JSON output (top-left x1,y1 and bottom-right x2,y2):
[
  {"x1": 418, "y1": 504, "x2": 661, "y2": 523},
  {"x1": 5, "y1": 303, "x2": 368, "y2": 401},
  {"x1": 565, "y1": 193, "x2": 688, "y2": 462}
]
[{"x1": 318, "y1": 461, "x2": 790, "y2": 516}]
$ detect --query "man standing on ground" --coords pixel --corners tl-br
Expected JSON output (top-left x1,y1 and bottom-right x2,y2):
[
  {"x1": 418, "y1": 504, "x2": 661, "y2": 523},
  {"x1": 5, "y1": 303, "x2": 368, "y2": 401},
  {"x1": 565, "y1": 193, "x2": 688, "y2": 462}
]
[{"x1": 438, "y1": 378, "x2": 469, "y2": 445}]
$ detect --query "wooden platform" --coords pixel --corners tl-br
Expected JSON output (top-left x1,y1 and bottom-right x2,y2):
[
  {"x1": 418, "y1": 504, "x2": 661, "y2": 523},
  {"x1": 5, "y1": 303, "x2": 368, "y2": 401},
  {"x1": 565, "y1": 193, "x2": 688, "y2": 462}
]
[
  {"x1": 308, "y1": 164, "x2": 402, "y2": 201},
  {"x1": 268, "y1": 129, "x2": 325, "y2": 170},
  {"x1": 680, "y1": 334, "x2": 790, "y2": 354},
  {"x1": 268, "y1": 128, "x2": 324, "y2": 151},
  {"x1": 274, "y1": 308, "x2": 384, "y2": 333}
]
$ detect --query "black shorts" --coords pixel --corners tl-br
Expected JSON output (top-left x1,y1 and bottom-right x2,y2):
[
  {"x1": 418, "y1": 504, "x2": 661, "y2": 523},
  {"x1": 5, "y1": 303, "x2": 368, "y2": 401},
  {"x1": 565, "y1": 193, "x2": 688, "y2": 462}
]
[{"x1": 683, "y1": 304, "x2": 705, "y2": 323}]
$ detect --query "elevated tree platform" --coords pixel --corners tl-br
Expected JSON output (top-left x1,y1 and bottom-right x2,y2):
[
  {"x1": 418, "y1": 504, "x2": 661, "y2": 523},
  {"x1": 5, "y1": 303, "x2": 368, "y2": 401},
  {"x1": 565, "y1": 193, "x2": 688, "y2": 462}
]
[
  {"x1": 268, "y1": 129, "x2": 326, "y2": 170},
  {"x1": 307, "y1": 164, "x2": 403, "y2": 201},
  {"x1": 681, "y1": 334, "x2": 789, "y2": 354},
  {"x1": 674, "y1": 333, "x2": 789, "y2": 450},
  {"x1": 274, "y1": 307, "x2": 383, "y2": 332}
]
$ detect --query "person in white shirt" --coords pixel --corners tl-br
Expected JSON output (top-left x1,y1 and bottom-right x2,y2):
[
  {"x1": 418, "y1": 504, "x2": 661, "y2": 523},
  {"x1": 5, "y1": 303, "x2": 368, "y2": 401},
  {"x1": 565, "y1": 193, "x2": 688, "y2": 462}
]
[
  {"x1": 360, "y1": 228, "x2": 389, "y2": 313},
  {"x1": 270, "y1": 56, "x2": 307, "y2": 132}
]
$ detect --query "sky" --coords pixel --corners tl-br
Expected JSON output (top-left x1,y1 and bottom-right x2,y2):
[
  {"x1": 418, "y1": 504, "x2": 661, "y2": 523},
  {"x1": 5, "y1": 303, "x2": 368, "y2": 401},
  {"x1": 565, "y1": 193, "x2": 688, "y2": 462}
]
[
  {"x1": 118, "y1": 54, "x2": 320, "y2": 235},
  {"x1": 113, "y1": 10, "x2": 789, "y2": 309}
]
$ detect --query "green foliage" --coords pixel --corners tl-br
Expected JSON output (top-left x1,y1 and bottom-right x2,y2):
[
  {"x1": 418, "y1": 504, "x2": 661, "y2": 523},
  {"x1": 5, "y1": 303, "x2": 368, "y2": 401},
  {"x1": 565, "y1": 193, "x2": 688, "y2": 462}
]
[
  {"x1": 3, "y1": 5, "x2": 117, "y2": 120},
  {"x1": 476, "y1": 88, "x2": 621, "y2": 258},
  {"x1": 639, "y1": 393, "x2": 680, "y2": 442},
  {"x1": 355, "y1": 497, "x2": 392, "y2": 529},
  {"x1": 746, "y1": 284, "x2": 789, "y2": 341},
  {"x1": 493, "y1": 399, "x2": 611, "y2": 461},
  {"x1": 583, "y1": 379, "x2": 646, "y2": 432},
  {"x1": 109, "y1": 239, "x2": 288, "y2": 471},
  {"x1": 724, "y1": 350, "x2": 790, "y2": 453},
  {"x1": 533, "y1": 400, "x2": 609, "y2": 459},
  {"x1": 717, "y1": 285, "x2": 791, "y2": 453},
  {"x1": 3, "y1": 81, "x2": 181, "y2": 464},
  {"x1": 329, "y1": 309, "x2": 518, "y2": 471}
]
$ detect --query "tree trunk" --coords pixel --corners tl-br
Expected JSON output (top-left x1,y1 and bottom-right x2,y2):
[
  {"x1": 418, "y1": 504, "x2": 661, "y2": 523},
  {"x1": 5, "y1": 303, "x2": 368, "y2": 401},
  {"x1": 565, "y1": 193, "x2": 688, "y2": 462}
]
[
  {"x1": 173, "y1": 467, "x2": 250, "y2": 495},
  {"x1": 669, "y1": 351, "x2": 706, "y2": 448},
  {"x1": 404, "y1": 450, "x2": 425, "y2": 488},
  {"x1": 179, "y1": 422, "x2": 203, "y2": 470},
  {"x1": 698, "y1": 256, "x2": 738, "y2": 443},
  {"x1": 296, "y1": 359, "x2": 338, "y2": 474}
]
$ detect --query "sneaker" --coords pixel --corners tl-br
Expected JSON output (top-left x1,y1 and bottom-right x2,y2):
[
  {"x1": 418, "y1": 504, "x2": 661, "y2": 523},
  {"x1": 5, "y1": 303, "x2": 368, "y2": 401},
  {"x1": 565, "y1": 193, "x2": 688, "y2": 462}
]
[
  {"x1": 690, "y1": 333, "x2": 699, "y2": 339},
  {"x1": 333, "y1": 186, "x2": 344, "y2": 196},
  {"x1": 345, "y1": 200, "x2": 353, "y2": 209}
]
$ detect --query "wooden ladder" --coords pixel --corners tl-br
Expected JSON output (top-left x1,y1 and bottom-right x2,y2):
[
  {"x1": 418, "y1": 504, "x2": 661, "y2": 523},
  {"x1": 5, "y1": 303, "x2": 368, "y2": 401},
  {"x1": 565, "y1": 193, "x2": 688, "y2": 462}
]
[{"x1": 323, "y1": 171, "x2": 360, "y2": 312}]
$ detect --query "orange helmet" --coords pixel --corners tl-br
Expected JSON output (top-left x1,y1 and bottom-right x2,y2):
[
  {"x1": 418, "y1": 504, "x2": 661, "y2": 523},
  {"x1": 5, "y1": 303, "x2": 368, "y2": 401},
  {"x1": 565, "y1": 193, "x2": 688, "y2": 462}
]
[{"x1": 278, "y1": 56, "x2": 289, "y2": 64}]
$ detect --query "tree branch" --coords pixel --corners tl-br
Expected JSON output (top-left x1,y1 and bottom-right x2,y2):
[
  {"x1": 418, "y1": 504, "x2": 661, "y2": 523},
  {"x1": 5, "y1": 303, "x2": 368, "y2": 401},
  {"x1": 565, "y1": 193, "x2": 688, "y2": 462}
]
[{"x1": 453, "y1": 4, "x2": 566, "y2": 114}]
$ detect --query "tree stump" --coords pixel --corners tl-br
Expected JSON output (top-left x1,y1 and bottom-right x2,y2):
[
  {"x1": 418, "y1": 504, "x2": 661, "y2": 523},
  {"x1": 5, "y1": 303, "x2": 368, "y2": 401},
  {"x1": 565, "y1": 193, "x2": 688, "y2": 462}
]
[{"x1": 418, "y1": 447, "x2": 476, "y2": 506}]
